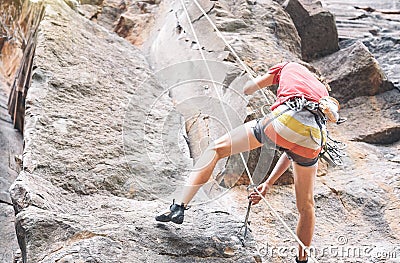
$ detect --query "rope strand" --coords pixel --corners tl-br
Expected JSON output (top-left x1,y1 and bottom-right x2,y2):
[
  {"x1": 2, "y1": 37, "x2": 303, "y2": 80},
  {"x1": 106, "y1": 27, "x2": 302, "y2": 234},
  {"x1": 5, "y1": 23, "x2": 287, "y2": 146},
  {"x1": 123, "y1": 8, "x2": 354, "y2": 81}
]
[
  {"x1": 192, "y1": 0, "x2": 273, "y2": 106},
  {"x1": 178, "y1": 0, "x2": 255, "y2": 175}
]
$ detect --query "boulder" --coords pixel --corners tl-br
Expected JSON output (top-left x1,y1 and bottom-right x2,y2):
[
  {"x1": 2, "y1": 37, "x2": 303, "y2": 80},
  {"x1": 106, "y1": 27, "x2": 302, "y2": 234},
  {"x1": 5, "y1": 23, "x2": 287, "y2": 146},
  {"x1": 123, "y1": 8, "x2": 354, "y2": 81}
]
[
  {"x1": 114, "y1": 13, "x2": 153, "y2": 45},
  {"x1": 329, "y1": 89, "x2": 400, "y2": 145},
  {"x1": 284, "y1": 0, "x2": 339, "y2": 60},
  {"x1": 313, "y1": 41, "x2": 394, "y2": 104},
  {"x1": 78, "y1": 0, "x2": 161, "y2": 46},
  {"x1": 322, "y1": 0, "x2": 400, "y2": 90}
]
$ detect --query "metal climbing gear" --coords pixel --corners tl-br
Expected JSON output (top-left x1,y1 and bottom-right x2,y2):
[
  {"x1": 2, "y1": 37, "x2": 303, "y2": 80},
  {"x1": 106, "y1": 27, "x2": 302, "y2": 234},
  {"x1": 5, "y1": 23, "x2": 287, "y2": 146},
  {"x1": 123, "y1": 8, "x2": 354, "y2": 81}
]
[
  {"x1": 237, "y1": 184, "x2": 257, "y2": 245},
  {"x1": 237, "y1": 200, "x2": 252, "y2": 246},
  {"x1": 320, "y1": 135, "x2": 347, "y2": 166}
]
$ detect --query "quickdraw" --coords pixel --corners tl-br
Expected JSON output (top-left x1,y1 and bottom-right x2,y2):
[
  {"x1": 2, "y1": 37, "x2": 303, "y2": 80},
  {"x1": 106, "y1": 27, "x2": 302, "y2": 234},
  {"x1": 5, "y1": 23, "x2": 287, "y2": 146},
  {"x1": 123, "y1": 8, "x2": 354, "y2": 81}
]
[{"x1": 320, "y1": 135, "x2": 347, "y2": 166}]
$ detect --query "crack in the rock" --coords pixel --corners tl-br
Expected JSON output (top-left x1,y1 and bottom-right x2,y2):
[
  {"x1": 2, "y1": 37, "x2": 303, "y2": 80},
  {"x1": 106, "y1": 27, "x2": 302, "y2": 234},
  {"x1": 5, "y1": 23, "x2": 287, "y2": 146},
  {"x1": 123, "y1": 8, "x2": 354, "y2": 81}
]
[
  {"x1": 355, "y1": 6, "x2": 400, "y2": 15},
  {"x1": 211, "y1": 210, "x2": 230, "y2": 215},
  {"x1": 349, "y1": 13, "x2": 368, "y2": 21},
  {"x1": 321, "y1": 181, "x2": 348, "y2": 211},
  {"x1": 89, "y1": 6, "x2": 102, "y2": 21},
  {"x1": 175, "y1": 4, "x2": 222, "y2": 54},
  {"x1": 175, "y1": 16, "x2": 203, "y2": 52},
  {"x1": 186, "y1": 112, "x2": 202, "y2": 133},
  {"x1": 191, "y1": 3, "x2": 216, "y2": 24},
  {"x1": 0, "y1": 116, "x2": 13, "y2": 124},
  {"x1": 0, "y1": 198, "x2": 13, "y2": 206},
  {"x1": 185, "y1": 112, "x2": 202, "y2": 159},
  {"x1": 202, "y1": 115, "x2": 211, "y2": 144}
]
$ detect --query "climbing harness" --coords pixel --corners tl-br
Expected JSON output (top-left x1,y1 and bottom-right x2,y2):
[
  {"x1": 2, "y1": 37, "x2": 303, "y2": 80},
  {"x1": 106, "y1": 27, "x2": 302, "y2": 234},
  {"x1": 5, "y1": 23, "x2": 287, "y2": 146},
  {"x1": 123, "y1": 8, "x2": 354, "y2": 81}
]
[
  {"x1": 283, "y1": 96, "x2": 347, "y2": 166},
  {"x1": 179, "y1": 1, "x2": 348, "y2": 261}
]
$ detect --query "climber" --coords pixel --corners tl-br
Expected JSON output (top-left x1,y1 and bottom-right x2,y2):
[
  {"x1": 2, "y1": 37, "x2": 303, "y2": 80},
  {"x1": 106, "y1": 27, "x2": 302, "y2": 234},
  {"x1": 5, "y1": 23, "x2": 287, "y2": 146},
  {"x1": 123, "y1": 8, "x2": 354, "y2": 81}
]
[{"x1": 155, "y1": 62, "x2": 340, "y2": 263}]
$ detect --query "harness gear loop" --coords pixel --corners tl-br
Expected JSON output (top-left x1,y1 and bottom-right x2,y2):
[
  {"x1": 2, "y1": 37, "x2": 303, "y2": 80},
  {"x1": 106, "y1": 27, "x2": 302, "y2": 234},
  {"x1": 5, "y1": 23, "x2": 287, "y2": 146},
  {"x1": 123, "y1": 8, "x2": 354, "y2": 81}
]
[{"x1": 261, "y1": 104, "x2": 270, "y2": 116}]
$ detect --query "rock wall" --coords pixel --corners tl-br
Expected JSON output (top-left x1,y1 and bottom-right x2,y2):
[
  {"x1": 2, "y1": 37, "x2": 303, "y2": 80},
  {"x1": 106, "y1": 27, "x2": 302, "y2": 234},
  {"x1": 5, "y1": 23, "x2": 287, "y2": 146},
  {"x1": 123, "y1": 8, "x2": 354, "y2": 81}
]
[
  {"x1": 284, "y1": 0, "x2": 339, "y2": 60},
  {"x1": 0, "y1": 79, "x2": 21, "y2": 263},
  {"x1": 313, "y1": 41, "x2": 393, "y2": 104},
  {"x1": 7, "y1": 0, "x2": 261, "y2": 262},
  {"x1": 2, "y1": 0, "x2": 400, "y2": 262},
  {"x1": 0, "y1": 1, "x2": 31, "y2": 261}
]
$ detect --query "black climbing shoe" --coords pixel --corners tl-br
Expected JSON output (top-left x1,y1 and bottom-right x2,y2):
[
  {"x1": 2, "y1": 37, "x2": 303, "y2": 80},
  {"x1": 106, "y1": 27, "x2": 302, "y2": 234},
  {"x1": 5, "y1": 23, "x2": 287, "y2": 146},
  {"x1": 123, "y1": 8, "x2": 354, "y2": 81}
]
[
  {"x1": 155, "y1": 200, "x2": 185, "y2": 224},
  {"x1": 295, "y1": 257, "x2": 308, "y2": 263}
]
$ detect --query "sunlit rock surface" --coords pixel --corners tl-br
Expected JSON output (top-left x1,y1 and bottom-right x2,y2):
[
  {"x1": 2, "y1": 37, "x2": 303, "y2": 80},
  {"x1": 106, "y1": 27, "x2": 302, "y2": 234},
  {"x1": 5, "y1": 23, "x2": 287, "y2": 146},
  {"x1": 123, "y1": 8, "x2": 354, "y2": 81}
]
[{"x1": 0, "y1": 0, "x2": 399, "y2": 262}]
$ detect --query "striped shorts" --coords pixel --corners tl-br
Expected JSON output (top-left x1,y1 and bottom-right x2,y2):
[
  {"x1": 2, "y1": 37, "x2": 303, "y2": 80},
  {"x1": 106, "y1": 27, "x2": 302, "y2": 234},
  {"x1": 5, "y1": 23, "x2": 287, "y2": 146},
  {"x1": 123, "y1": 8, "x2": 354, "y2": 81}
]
[{"x1": 252, "y1": 104, "x2": 327, "y2": 166}]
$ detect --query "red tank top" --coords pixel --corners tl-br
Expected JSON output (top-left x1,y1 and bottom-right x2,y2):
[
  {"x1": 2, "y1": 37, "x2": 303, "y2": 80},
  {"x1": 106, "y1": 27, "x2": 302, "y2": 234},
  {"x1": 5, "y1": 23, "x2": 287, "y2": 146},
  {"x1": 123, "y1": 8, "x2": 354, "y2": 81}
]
[{"x1": 268, "y1": 62, "x2": 329, "y2": 110}]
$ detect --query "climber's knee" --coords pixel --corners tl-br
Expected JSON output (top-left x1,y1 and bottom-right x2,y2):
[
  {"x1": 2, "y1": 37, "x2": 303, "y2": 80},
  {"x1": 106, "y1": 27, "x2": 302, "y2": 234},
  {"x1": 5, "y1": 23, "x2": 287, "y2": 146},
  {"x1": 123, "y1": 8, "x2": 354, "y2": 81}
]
[
  {"x1": 296, "y1": 198, "x2": 315, "y2": 218},
  {"x1": 207, "y1": 137, "x2": 232, "y2": 160}
]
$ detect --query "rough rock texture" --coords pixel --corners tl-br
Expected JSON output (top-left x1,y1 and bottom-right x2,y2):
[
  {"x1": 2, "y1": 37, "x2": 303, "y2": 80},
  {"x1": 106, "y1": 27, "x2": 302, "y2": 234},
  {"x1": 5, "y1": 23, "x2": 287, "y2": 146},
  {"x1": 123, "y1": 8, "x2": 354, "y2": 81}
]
[
  {"x1": 2, "y1": 0, "x2": 400, "y2": 262},
  {"x1": 8, "y1": 0, "x2": 260, "y2": 262},
  {"x1": 0, "y1": 1, "x2": 27, "y2": 261},
  {"x1": 332, "y1": 89, "x2": 400, "y2": 145},
  {"x1": 284, "y1": 0, "x2": 339, "y2": 61},
  {"x1": 313, "y1": 41, "x2": 394, "y2": 104},
  {"x1": 145, "y1": 0, "x2": 302, "y2": 72},
  {"x1": 78, "y1": 0, "x2": 161, "y2": 46},
  {"x1": 0, "y1": 78, "x2": 21, "y2": 263},
  {"x1": 142, "y1": 2, "x2": 400, "y2": 261}
]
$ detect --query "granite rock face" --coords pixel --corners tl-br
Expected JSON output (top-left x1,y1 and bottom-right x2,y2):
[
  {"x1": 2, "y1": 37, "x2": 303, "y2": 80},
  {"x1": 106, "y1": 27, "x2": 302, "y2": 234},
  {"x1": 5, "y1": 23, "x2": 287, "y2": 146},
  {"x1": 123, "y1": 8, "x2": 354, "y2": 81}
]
[
  {"x1": 313, "y1": 41, "x2": 394, "y2": 104},
  {"x1": 2, "y1": 0, "x2": 400, "y2": 262},
  {"x1": 143, "y1": 0, "x2": 302, "y2": 188},
  {"x1": 78, "y1": 0, "x2": 161, "y2": 46},
  {"x1": 332, "y1": 89, "x2": 400, "y2": 145},
  {"x1": 0, "y1": 83, "x2": 21, "y2": 263},
  {"x1": 284, "y1": 0, "x2": 339, "y2": 61},
  {"x1": 8, "y1": 0, "x2": 260, "y2": 262}
]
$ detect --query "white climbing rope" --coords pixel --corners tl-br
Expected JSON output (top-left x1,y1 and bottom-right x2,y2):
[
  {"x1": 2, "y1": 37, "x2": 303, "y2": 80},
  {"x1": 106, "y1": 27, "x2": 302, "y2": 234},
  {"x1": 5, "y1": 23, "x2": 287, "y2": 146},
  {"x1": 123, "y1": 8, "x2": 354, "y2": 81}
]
[
  {"x1": 192, "y1": 0, "x2": 273, "y2": 105},
  {"x1": 178, "y1": 0, "x2": 254, "y2": 174},
  {"x1": 179, "y1": 1, "x2": 320, "y2": 262}
]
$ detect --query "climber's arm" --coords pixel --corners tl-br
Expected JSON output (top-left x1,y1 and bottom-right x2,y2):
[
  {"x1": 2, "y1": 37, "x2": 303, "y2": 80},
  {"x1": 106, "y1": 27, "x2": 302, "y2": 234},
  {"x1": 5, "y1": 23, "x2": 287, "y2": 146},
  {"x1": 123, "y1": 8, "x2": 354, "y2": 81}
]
[
  {"x1": 243, "y1": 73, "x2": 275, "y2": 95},
  {"x1": 248, "y1": 153, "x2": 291, "y2": 205}
]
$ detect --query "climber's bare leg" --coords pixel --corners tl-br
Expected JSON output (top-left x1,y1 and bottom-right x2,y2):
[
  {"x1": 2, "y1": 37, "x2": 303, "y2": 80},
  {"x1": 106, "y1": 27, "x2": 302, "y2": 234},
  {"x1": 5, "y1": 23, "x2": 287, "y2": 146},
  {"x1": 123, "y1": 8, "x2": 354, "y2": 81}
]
[
  {"x1": 178, "y1": 120, "x2": 263, "y2": 205},
  {"x1": 293, "y1": 163, "x2": 317, "y2": 261}
]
